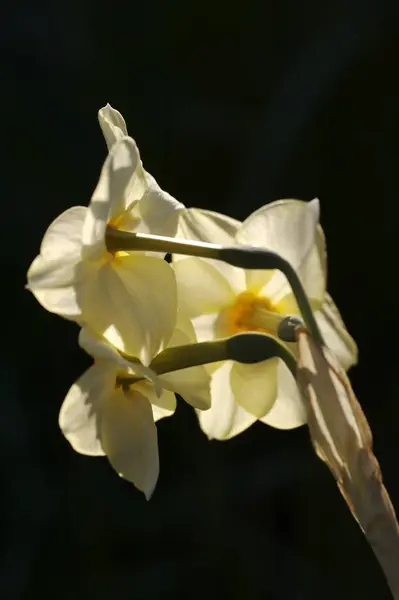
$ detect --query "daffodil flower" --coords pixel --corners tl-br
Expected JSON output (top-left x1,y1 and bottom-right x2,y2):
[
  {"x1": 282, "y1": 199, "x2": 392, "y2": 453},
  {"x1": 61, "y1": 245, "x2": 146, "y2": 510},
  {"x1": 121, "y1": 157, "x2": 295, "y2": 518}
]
[
  {"x1": 99, "y1": 103, "x2": 243, "y2": 247},
  {"x1": 173, "y1": 198, "x2": 358, "y2": 439},
  {"x1": 60, "y1": 316, "x2": 211, "y2": 498},
  {"x1": 27, "y1": 136, "x2": 183, "y2": 365}
]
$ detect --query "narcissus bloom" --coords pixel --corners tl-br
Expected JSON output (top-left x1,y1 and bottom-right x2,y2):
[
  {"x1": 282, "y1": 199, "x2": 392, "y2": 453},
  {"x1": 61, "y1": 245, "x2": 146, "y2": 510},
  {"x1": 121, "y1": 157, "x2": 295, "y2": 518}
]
[
  {"x1": 99, "y1": 103, "x2": 243, "y2": 247},
  {"x1": 27, "y1": 136, "x2": 183, "y2": 364},
  {"x1": 173, "y1": 199, "x2": 358, "y2": 439},
  {"x1": 60, "y1": 317, "x2": 210, "y2": 498}
]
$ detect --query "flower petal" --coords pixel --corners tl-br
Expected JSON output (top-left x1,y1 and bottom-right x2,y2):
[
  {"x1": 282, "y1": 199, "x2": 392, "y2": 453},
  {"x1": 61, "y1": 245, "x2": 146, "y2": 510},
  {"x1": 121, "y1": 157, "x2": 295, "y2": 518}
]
[
  {"x1": 175, "y1": 209, "x2": 246, "y2": 292},
  {"x1": 59, "y1": 362, "x2": 116, "y2": 456},
  {"x1": 98, "y1": 104, "x2": 128, "y2": 150},
  {"x1": 177, "y1": 208, "x2": 241, "y2": 245},
  {"x1": 100, "y1": 387, "x2": 159, "y2": 499},
  {"x1": 316, "y1": 293, "x2": 358, "y2": 371},
  {"x1": 27, "y1": 254, "x2": 89, "y2": 317},
  {"x1": 174, "y1": 258, "x2": 235, "y2": 318},
  {"x1": 39, "y1": 206, "x2": 86, "y2": 260},
  {"x1": 82, "y1": 256, "x2": 176, "y2": 365},
  {"x1": 260, "y1": 360, "x2": 307, "y2": 429},
  {"x1": 78, "y1": 328, "x2": 159, "y2": 386},
  {"x1": 230, "y1": 358, "x2": 278, "y2": 418},
  {"x1": 238, "y1": 199, "x2": 322, "y2": 298},
  {"x1": 82, "y1": 137, "x2": 145, "y2": 259},
  {"x1": 137, "y1": 172, "x2": 184, "y2": 238},
  {"x1": 157, "y1": 312, "x2": 211, "y2": 409},
  {"x1": 197, "y1": 362, "x2": 256, "y2": 440}
]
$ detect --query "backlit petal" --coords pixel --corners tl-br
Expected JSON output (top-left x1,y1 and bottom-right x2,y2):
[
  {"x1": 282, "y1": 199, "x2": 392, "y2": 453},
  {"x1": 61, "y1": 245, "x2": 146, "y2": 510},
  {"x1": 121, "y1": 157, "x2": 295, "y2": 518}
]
[
  {"x1": 174, "y1": 258, "x2": 235, "y2": 318},
  {"x1": 230, "y1": 358, "x2": 278, "y2": 418},
  {"x1": 40, "y1": 206, "x2": 86, "y2": 260},
  {"x1": 260, "y1": 360, "x2": 307, "y2": 429},
  {"x1": 238, "y1": 199, "x2": 321, "y2": 298},
  {"x1": 27, "y1": 254, "x2": 91, "y2": 317},
  {"x1": 316, "y1": 293, "x2": 358, "y2": 371},
  {"x1": 197, "y1": 362, "x2": 256, "y2": 440},
  {"x1": 59, "y1": 362, "x2": 116, "y2": 456},
  {"x1": 100, "y1": 387, "x2": 159, "y2": 499},
  {"x1": 82, "y1": 137, "x2": 144, "y2": 259},
  {"x1": 82, "y1": 256, "x2": 176, "y2": 365},
  {"x1": 98, "y1": 104, "x2": 128, "y2": 150}
]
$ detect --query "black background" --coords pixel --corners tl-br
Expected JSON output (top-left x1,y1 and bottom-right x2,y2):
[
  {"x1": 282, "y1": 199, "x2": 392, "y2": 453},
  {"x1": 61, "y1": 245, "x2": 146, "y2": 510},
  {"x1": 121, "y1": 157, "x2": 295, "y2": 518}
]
[{"x1": 4, "y1": 0, "x2": 399, "y2": 598}]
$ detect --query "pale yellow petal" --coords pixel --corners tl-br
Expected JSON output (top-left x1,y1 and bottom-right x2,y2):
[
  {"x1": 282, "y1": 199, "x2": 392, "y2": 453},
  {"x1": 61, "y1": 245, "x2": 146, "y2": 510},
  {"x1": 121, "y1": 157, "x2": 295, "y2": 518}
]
[
  {"x1": 27, "y1": 254, "x2": 90, "y2": 318},
  {"x1": 98, "y1": 104, "x2": 128, "y2": 150},
  {"x1": 260, "y1": 360, "x2": 306, "y2": 429},
  {"x1": 82, "y1": 256, "x2": 176, "y2": 365},
  {"x1": 175, "y1": 208, "x2": 245, "y2": 291},
  {"x1": 174, "y1": 258, "x2": 235, "y2": 318},
  {"x1": 82, "y1": 137, "x2": 143, "y2": 259},
  {"x1": 59, "y1": 362, "x2": 116, "y2": 456},
  {"x1": 159, "y1": 366, "x2": 210, "y2": 410},
  {"x1": 78, "y1": 328, "x2": 158, "y2": 386},
  {"x1": 100, "y1": 387, "x2": 159, "y2": 499},
  {"x1": 39, "y1": 206, "x2": 86, "y2": 259},
  {"x1": 136, "y1": 172, "x2": 184, "y2": 238},
  {"x1": 177, "y1": 208, "x2": 241, "y2": 245},
  {"x1": 315, "y1": 293, "x2": 358, "y2": 371},
  {"x1": 238, "y1": 199, "x2": 321, "y2": 298},
  {"x1": 197, "y1": 362, "x2": 256, "y2": 440},
  {"x1": 230, "y1": 358, "x2": 278, "y2": 418}
]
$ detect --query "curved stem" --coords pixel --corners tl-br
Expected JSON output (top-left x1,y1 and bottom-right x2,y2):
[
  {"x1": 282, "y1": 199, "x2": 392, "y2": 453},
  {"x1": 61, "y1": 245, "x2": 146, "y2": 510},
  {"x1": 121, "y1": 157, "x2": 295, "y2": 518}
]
[{"x1": 106, "y1": 228, "x2": 324, "y2": 345}]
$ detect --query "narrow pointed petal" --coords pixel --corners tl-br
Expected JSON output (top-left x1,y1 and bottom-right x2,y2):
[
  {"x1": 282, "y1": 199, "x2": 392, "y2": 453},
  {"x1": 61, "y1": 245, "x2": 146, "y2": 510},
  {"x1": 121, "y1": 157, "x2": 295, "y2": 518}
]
[
  {"x1": 98, "y1": 104, "x2": 128, "y2": 150},
  {"x1": 59, "y1": 363, "x2": 116, "y2": 456},
  {"x1": 260, "y1": 360, "x2": 307, "y2": 429},
  {"x1": 82, "y1": 256, "x2": 176, "y2": 365},
  {"x1": 197, "y1": 362, "x2": 256, "y2": 440},
  {"x1": 230, "y1": 358, "x2": 278, "y2": 418},
  {"x1": 174, "y1": 258, "x2": 235, "y2": 318},
  {"x1": 82, "y1": 137, "x2": 145, "y2": 259},
  {"x1": 316, "y1": 293, "x2": 358, "y2": 371},
  {"x1": 100, "y1": 388, "x2": 159, "y2": 499}
]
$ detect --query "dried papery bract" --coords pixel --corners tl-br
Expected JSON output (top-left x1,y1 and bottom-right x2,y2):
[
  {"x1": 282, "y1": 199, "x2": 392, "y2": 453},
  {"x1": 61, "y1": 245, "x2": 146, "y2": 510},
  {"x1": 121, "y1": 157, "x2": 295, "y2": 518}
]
[{"x1": 296, "y1": 327, "x2": 399, "y2": 599}]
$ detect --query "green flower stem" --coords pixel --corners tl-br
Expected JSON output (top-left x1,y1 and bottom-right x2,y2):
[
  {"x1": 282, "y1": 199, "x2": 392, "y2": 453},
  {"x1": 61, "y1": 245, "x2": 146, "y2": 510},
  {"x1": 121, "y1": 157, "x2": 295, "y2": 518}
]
[
  {"x1": 106, "y1": 228, "x2": 324, "y2": 346},
  {"x1": 151, "y1": 332, "x2": 297, "y2": 378}
]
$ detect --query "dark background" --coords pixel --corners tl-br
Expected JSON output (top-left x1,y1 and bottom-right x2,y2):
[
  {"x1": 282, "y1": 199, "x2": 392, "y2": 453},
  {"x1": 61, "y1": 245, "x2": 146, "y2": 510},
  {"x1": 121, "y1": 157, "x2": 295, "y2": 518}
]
[{"x1": 4, "y1": 0, "x2": 399, "y2": 598}]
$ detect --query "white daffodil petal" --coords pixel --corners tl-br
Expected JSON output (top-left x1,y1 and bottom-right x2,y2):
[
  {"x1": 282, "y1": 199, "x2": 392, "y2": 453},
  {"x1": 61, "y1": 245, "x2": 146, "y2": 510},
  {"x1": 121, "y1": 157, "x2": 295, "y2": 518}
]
[
  {"x1": 159, "y1": 364, "x2": 211, "y2": 410},
  {"x1": 316, "y1": 293, "x2": 358, "y2": 371},
  {"x1": 40, "y1": 206, "x2": 86, "y2": 260},
  {"x1": 177, "y1": 208, "x2": 241, "y2": 246},
  {"x1": 98, "y1": 104, "x2": 128, "y2": 150},
  {"x1": 197, "y1": 362, "x2": 256, "y2": 440},
  {"x1": 133, "y1": 380, "x2": 176, "y2": 412},
  {"x1": 175, "y1": 208, "x2": 246, "y2": 291},
  {"x1": 191, "y1": 313, "x2": 219, "y2": 343},
  {"x1": 100, "y1": 388, "x2": 159, "y2": 499},
  {"x1": 137, "y1": 172, "x2": 184, "y2": 238},
  {"x1": 59, "y1": 362, "x2": 116, "y2": 456},
  {"x1": 174, "y1": 258, "x2": 235, "y2": 318},
  {"x1": 260, "y1": 360, "x2": 307, "y2": 429},
  {"x1": 82, "y1": 137, "x2": 142, "y2": 259},
  {"x1": 230, "y1": 358, "x2": 278, "y2": 418},
  {"x1": 238, "y1": 199, "x2": 320, "y2": 297},
  {"x1": 83, "y1": 257, "x2": 176, "y2": 365},
  {"x1": 27, "y1": 255, "x2": 85, "y2": 317},
  {"x1": 81, "y1": 327, "x2": 159, "y2": 387}
]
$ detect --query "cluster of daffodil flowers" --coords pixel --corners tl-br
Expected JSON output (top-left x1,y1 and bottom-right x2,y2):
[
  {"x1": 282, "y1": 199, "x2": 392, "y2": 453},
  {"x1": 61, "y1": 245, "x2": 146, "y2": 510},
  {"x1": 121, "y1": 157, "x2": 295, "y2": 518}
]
[{"x1": 27, "y1": 104, "x2": 358, "y2": 499}]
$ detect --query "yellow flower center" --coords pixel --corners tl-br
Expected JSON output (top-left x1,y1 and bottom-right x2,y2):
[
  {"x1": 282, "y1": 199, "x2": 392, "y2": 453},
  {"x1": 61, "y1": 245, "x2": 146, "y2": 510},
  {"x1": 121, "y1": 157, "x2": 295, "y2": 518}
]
[{"x1": 219, "y1": 291, "x2": 284, "y2": 336}]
